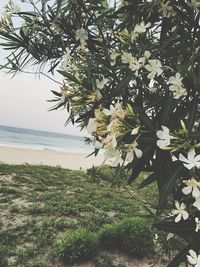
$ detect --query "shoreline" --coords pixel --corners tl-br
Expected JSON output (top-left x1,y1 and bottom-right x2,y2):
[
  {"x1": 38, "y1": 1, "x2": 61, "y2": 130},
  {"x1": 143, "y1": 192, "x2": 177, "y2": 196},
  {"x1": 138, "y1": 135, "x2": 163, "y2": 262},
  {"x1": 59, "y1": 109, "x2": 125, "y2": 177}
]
[{"x1": 0, "y1": 146, "x2": 104, "y2": 170}]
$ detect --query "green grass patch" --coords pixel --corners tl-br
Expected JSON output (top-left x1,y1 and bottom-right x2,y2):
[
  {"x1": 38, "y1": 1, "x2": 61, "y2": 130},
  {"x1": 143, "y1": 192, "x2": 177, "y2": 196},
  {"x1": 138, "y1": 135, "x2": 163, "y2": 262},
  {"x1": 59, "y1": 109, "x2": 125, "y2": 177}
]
[{"x1": 0, "y1": 163, "x2": 157, "y2": 266}]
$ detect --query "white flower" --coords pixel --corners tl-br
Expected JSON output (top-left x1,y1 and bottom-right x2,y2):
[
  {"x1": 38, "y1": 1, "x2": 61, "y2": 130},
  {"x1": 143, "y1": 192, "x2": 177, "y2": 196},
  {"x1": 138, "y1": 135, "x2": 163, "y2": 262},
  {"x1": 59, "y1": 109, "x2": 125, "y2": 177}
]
[
  {"x1": 193, "y1": 196, "x2": 200, "y2": 211},
  {"x1": 169, "y1": 73, "x2": 187, "y2": 99},
  {"x1": 130, "y1": 57, "x2": 146, "y2": 75},
  {"x1": 134, "y1": 21, "x2": 151, "y2": 34},
  {"x1": 182, "y1": 178, "x2": 200, "y2": 198},
  {"x1": 121, "y1": 52, "x2": 136, "y2": 70},
  {"x1": 131, "y1": 31, "x2": 139, "y2": 42},
  {"x1": 156, "y1": 125, "x2": 171, "y2": 149},
  {"x1": 110, "y1": 49, "x2": 120, "y2": 66},
  {"x1": 159, "y1": 1, "x2": 176, "y2": 18},
  {"x1": 169, "y1": 73, "x2": 183, "y2": 86},
  {"x1": 96, "y1": 76, "x2": 109, "y2": 89},
  {"x1": 60, "y1": 48, "x2": 73, "y2": 71},
  {"x1": 169, "y1": 84, "x2": 187, "y2": 99},
  {"x1": 103, "y1": 135, "x2": 117, "y2": 149},
  {"x1": 103, "y1": 147, "x2": 123, "y2": 166},
  {"x1": 59, "y1": 84, "x2": 71, "y2": 103},
  {"x1": 87, "y1": 118, "x2": 98, "y2": 134},
  {"x1": 179, "y1": 149, "x2": 200, "y2": 170},
  {"x1": 75, "y1": 27, "x2": 88, "y2": 41},
  {"x1": 145, "y1": 59, "x2": 163, "y2": 79},
  {"x1": 112, "y1": 152, "x2": 124, "y2": 167},
  {"x1": 76, "y1": 39, "x2": 89, "y2": 54},
  {"x1": 144, "y1": 51, "x2": 151, "y2": 59},
  {"x1": 171, "y1": 201, "x2": 189, "y2": 223},
  {"x1": 195, "y1": 218, "x2": 200, "y2": 232},
  {"x1": 121, "y1": 52, "x2": 146, "y2": 74},
  {"x1": 187, "y1": 249, "x2": 200, "y2": 266},
  {"x1": 103, "y1": 102, "x2": 126, "y2": 119},
  {"x1": 125, "y1": 141, "x2": 143, "y2": 163},
  {"x1": 88, "y1": 89, "x2": 102, "y2": 102}
]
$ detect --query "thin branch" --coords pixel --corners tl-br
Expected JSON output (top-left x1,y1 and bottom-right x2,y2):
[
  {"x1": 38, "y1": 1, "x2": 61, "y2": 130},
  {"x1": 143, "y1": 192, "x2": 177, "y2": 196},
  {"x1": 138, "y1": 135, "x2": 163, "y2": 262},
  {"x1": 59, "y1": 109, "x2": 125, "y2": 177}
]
[{"x1": 18, "y1": 70, "x2": 63, "y2": 85}]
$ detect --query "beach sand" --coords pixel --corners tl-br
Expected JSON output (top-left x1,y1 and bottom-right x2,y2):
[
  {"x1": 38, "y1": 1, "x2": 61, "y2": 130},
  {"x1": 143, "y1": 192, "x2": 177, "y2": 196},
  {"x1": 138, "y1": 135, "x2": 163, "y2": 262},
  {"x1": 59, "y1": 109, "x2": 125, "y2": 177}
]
[{"x1": 0, "y1": 146, "x2": 104, "y2": 170}]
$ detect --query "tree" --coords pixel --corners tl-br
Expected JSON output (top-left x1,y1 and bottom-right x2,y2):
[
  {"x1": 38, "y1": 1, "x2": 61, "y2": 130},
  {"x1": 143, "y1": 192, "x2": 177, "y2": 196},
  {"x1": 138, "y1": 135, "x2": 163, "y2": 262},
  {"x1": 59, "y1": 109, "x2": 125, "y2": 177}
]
[{"x1": 0, "y1": 0, "x2": 200, "y2": 265}]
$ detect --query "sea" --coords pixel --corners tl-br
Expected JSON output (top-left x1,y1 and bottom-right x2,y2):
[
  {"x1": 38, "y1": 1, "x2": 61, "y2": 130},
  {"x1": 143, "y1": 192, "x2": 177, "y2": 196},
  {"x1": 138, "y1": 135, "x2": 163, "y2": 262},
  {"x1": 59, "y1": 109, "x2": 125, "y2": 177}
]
[{"x1": 0, "y1": 125, "x2": 92, "y2": 154}]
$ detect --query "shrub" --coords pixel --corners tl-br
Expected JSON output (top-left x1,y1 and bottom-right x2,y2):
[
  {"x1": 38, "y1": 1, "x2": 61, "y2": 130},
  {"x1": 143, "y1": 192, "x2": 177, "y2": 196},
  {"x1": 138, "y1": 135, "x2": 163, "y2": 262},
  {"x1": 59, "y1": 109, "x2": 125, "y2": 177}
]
[
  {"x1": 117, "y1": 217, "x2": 154, "y2": 257},
  {"x1": 99, "y1": 217, "x2": 153, "y2": 257},
  {"x1": 98, "y1": 224, "x2": 119, "y2": 248},
  {"x1": 56, "y1": 228, "x2": 97, "y2": 264}
]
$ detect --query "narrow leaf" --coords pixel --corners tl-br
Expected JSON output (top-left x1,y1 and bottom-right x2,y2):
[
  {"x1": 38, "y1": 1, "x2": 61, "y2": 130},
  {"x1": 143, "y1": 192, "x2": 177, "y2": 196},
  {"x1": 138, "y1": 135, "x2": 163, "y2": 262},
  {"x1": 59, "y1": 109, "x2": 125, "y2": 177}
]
[
  {"x1": 159, "y1": 163, "x2": 184, "y2": 208},
  {"x1": 137, "y1": 173, "x2": 156, "y2": 190}
]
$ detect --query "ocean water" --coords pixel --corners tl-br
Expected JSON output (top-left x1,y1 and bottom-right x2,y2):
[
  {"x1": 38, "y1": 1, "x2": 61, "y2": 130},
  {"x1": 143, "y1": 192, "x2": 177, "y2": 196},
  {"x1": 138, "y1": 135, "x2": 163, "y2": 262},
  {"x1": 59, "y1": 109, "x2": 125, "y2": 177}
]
[{"x1": 0, "y1": 125, "x2": 92, "y2": 154}]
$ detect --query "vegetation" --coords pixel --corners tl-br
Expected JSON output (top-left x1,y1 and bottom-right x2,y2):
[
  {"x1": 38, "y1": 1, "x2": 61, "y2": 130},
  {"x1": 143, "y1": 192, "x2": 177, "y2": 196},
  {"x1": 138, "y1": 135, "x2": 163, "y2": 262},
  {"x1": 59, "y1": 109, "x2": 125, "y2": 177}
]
[
  {"x1": 99, "y1": 217, "x2": 153, "y2": 257},
  {"x1": 1, "y1": 0, "x2": 200, "y2": 265},
  {"x1": 56, "y1": 228, "x2": 98, "y2": 264},
  {"x1": 0, "y1": 163, "x2": 158, "y2": 266}
]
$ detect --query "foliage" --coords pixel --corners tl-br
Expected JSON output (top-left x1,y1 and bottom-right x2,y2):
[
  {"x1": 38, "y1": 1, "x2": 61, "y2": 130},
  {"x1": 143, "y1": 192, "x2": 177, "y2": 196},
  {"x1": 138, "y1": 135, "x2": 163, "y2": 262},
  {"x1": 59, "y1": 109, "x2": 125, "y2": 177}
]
[
  {"x1": 99, "y1": 223, "x2": 119, "y2": 248},
  {"x1": 0, "y1": 163, "x2": 153, "y2": 266},
  {"x1": 56, "y1": 228, "x2": 98, "y2": 264},
  {"x1": 0, "y1": 0, "x2": 200, "y2": 265},
  {"x1": 99, "y1": 217, "x2": 154, "y2": 257},
  {"x1": 80, "y1": 211, "x2": 112, "y2": 231},
  {"x1": 87, "y1": 164, "x2": 128, "y2": 186}
]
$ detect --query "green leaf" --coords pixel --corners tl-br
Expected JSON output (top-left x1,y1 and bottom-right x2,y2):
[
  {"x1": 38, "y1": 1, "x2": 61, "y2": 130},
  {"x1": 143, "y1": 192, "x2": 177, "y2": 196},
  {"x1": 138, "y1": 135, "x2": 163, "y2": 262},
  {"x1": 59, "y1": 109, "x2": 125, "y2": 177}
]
[
  {"x1": 156, "y1": 220, "x2": 195, "y2": 236},
  {"x1": 159, "y1": 162, "x2": 184, "y2": 209},
  {"x1": 57, "y1": 70, "x2": 82, "y2": 85},
  {"x1": 51, "y1": 90, "x2": 61, "y2": 97},
  {"x1": 111, "y1": 72, "x2": 133, "y2": 97},
  {"x1": 160, "y1": 95, "x2": 174, "y2": 125},
  {"x1": 137, "y1": 173, "x2": 156, "y2": 190},
  {"x1": 156, "y1": 150, "x2": 172, "y2": 193},
  {"x1": 187, "y1": 96, "x2": 198, "y2": 131},
  {"x1": 138, "y1": 111, "x2": 154, "y2": 131},
  {"x1": 128, "y1": 145, "x2": 154, "y2": 185}
]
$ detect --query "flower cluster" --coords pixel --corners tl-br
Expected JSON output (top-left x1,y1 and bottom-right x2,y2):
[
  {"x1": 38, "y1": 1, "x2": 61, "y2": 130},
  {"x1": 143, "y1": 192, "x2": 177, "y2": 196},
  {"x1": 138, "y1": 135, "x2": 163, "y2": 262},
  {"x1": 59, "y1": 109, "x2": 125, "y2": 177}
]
[{"x1": 87, "y1": 102, "x2": 142, "y2": 166}]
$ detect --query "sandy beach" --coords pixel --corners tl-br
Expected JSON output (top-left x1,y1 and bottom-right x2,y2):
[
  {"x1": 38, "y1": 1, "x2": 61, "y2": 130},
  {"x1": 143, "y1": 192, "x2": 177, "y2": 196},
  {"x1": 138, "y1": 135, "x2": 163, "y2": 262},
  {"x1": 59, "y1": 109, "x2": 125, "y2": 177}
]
[{"x1": 0, "y1": 146, "x2": 104, "y2": 169}]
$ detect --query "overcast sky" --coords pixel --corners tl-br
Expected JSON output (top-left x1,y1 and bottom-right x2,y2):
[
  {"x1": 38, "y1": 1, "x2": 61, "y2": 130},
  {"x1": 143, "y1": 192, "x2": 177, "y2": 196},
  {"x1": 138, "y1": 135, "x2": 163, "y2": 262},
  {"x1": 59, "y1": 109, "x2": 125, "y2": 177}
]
[{"x1": 0, "y1": 0, "x2": 84, "y2": 136}]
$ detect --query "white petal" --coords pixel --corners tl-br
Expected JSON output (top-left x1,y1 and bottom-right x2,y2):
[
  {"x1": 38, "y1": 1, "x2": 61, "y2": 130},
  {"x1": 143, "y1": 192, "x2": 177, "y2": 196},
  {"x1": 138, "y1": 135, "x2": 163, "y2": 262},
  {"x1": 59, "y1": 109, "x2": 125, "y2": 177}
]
[
  {"x1": 131, "y1": 126, "x2": 139, "y2": 135},
  {"x1": 179, "y1": 153, "x2": 189, "y2": 163},
  {"x1": 156, "y1": 130, "x2": 165, "y2": 139},
  {"x1": 175, "y1": 213, "x2": 181, "y2": 223},
  {"x1": 188, "y1": 149, "x2": 196, "y2": 161},
  {"x1": 174, "y1": 200, "x2": 180, "y2": 210},
  {"x1": 147, "y1": 71, "x2": 156, "y2": 80},
  {"x1": 182, "y1": 186, "x2": 192, "y2": 195},
  {"x1": 103, "y1": 108, "x2": 111, "y2": 116},
  {"x1": 125, "y1": 152, "x2": 134, "y2": 162},
  {"x1": 193, "y1": 186, "x2": 200, "y2": 198},
  {"x1": 193, "y1": 197, "x2": 200, "y2": 211},
  {"x1": 187, "y1": 255, "x2": 197, "y2": 265},
  {"x1": 134, "y1": 148, "x2": 143, "y2": 159},
  {"x1": 183, "y1": 211, "x2": 189, "y2": 220},
  {"x1": 183, "y1": 162, "x2": 194, "y2": 170}
]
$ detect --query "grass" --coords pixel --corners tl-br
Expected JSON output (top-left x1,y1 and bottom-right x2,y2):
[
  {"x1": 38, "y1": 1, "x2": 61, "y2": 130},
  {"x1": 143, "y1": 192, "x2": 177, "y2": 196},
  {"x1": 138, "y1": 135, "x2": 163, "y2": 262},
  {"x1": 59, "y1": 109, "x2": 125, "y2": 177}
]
[{"x1": 0, "y1": 163, "x2": 158, "y2": 266}]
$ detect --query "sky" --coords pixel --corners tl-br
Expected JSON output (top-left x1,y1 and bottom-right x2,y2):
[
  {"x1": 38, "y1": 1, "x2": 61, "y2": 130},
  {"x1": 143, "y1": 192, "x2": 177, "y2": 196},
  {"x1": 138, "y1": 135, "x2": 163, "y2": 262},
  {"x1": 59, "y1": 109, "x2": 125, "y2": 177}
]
[{"x1": 0, "y1": 0, "x2": 84, "y2": 136}]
